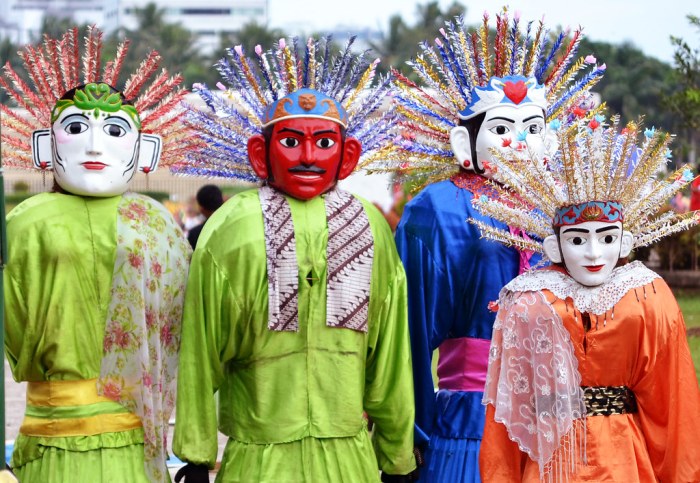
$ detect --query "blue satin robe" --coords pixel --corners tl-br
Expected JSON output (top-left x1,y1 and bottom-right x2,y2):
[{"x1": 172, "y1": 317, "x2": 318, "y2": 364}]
[{"x1": 395, "y1": 178, "x2": 541, "y2": 482}]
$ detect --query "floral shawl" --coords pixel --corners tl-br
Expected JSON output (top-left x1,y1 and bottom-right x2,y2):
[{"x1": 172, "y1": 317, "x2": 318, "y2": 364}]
[{"x1": 97, "y1": 192, "x2": 191, "y2": 482}]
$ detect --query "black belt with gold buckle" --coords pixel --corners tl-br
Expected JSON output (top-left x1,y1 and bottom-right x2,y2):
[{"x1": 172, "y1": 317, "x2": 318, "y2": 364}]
[{"x1": 582, "y1": 385, "x2": 638, "y2": 416}]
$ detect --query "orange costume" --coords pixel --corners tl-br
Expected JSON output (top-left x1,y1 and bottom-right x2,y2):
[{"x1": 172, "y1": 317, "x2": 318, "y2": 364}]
[{"x1": 480, "y1": 264, "x2": 700, "y2": 482}]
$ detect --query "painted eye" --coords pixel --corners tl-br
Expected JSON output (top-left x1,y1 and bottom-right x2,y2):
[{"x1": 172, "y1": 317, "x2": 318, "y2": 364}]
[
  {"x1": 104, "y1": 124, "x2": 126, "y2": 137},
  {"x1": 316, "y1": 138, "x2": 336, "y2": 148},
  {"x1": 570, "y1": 237, "x2": 586, "y2": 246},
  {"x1": 601, "y1": 234, "x2": 618, "y2": 244},
  {"x1": 489, "y1": 125, "x2": 510, "y2": 135},
  {"x1": 279, "y1": 137, "x2": 299, "y2": 148},
  {"x1": 65, "y1": 121, "x2": 88, "y2": 135},
  {"x1": 528, "y1": 124, "x2": 543, "y2": 134}
]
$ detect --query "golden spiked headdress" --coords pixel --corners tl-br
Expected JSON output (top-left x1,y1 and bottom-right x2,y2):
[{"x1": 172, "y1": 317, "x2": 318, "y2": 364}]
[
  {"x1": 471, "y1": 117, "x2": 699, "y2": 253},
  {"x1": 0, "y1": 26, "x2": 196, "y2": 172}
]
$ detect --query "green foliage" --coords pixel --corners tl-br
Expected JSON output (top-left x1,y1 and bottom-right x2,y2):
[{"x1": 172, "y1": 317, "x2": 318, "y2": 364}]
[
  {"x1": 0, "y1": 37, "x2": 25, "y2": 103},
  {"x1": 667, "y1": 15, "x2": 700, "y2": 130},
  {"x1": 653, "y1": 223, "x2": 700, "y2": 271},
  {"x1": 138, "y1": 191, "x2": 170, "y2": 203},
  {"x1": 579, "y1": 39, "x2": 676, "y2": 131},
  {"x1": 12, "y1": 180, "x2": 29, "y2": 193},
  {"x1": 369, "y1": 1, "x2": 466, "y2": 77},
  {"x1": 665, "y1": 14, "x2": 700, "y2": 167},
  {"x1": 676, "y1": 290, "x2": 700, "y2": 327},
  {"x1": 103, "y1": 4, "x2": 210, "y2": 90},
  {"x1": 688, "y1": 335, "x2": 700, "y2": 382}
]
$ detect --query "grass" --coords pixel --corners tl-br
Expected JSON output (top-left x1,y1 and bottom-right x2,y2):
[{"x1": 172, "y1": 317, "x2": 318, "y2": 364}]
[{"x1": 675, "y1": 290, "x2": 700, "y2": 383}]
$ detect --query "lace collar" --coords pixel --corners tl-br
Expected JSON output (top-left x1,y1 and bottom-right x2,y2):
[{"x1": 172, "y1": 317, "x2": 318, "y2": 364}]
[{"x1": 503, "y1": 261, "x2": 660, "y2": 315}]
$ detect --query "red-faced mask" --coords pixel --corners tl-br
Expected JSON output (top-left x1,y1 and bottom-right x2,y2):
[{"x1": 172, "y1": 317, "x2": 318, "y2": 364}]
[{"x1": 248, "y1": 117, "x2": 361, "y2": 200}]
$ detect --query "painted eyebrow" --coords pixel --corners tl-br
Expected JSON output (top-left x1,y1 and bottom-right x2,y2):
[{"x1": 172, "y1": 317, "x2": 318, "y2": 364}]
[
  {"x1": 59, "y1": 113, "x2": 89, "y2": 124},
  {"x1": 485, "y1": 116, "x2": 515, "y2": 123},
  {"x1": 313, "y1": 129, "x2": 338, "y2": 136},
  {"x1": 596, "y1": 225, "x2": 620, "y2": 233},
  {"x1": 105, "y1": 115, "x2": 134, "y2": 129},
  {"x1": 523, "y1": 114, "x2": 544, "y2": 122},
  {"x1": 278, "y1": 127, "x2": 305, "y2": 136},
  {"x1": 562, "y1": 227, "x2": 590, "y2": 234}
]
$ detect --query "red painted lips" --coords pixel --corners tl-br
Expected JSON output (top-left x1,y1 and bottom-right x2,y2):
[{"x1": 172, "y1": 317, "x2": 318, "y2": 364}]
[{"x1": 82, "y1": 161, "x2": 108, "y2": 170}]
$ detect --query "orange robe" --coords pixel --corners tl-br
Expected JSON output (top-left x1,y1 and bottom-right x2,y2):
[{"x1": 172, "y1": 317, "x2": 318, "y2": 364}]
[{"x1": 480, "y1": 277, "x2": 700, "y2": 482}]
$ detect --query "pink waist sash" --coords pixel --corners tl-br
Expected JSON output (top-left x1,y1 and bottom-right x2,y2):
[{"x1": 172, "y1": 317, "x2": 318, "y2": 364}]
[{"x1": 437, "y1": 337, "x2": 491, "y2": 392}]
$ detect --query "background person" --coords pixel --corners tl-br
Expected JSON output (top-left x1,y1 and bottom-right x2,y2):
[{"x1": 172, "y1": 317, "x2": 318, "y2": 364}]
[{"x1": 187, "y1": 184, "x2": 224, "y2": 249}]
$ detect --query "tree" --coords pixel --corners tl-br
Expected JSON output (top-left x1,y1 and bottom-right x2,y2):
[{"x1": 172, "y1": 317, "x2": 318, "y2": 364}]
[
  {"x1": 105, "y1": 3, "x2": 209, "y2": 89},
  {"x1": 201, "y1": 21, "x2": 288, "y2": 87},
  {"x1": 579, "y1": 39, "x2": 676, "y2": 134},
  {"x1": 213, "y1": 21, "x2": 287, "y2": 61},
  {"x1": 370, "y1": 1, "x2": 466, "y2": 77},
  {"x1": 32, "y1": 16, "x2": 90, "y2": 42},
  {"x1": 665, "y1": 14, "x2": 700, "y2": 168},
  {"x1": 0, "y1": 37, "x2": 23, "y2": 103}
]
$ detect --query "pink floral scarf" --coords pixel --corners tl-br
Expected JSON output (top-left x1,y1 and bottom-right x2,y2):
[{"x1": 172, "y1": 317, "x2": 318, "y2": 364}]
[{"x1": 97, "y1": 193, "x2": 191, "y2": 482}]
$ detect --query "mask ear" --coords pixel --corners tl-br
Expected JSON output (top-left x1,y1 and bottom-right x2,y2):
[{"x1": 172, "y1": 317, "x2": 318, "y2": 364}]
[
  {"x1": 449, "y1": 126, "x2": 473, "y2": 170},
  {"x1": 32, "y1": 129, "x2": 52, "y2": 170},
  {"x1": 543, "y1": 234, "x2": 562, "y2": 263},
  {"x1": 138, "y1": 134, "x2": 162, "y2": 174},
  {"x1": 247, "y1": 134, "x2": 268, "y2": 179},
  {"x1": 338, "y1": 137, "x2": 361, "y2": 180},
  {"x1": 620, "y1": 230, "x2": 634, "y2": 258}
]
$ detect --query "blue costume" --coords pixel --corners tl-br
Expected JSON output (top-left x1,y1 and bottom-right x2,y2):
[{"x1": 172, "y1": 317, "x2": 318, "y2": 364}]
[{"x1": 396, "y1": 175, "x2": 540, "y2": 481}]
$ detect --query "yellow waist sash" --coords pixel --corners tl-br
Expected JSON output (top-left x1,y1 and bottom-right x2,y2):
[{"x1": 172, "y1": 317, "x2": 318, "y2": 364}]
[{"x1": 20, "y1": 379, "x2": 142, "y2": 437}]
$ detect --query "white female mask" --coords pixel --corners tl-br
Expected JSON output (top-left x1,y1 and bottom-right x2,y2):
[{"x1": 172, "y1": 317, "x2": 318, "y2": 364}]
[
  {"x1": 32, "y1": 83, "x2": 162, "y2": 197},
  {"x1": 543, "y1": 201, "x2": 634, "y2": 286},
  {"x1": 449, "y1": 75, "x2": 553, "y2": 179}
]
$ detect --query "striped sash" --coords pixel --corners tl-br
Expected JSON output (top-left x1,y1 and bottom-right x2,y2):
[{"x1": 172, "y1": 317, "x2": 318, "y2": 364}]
[{"x1": 259, "y1": 187, "x2": 374, "y2": 333}]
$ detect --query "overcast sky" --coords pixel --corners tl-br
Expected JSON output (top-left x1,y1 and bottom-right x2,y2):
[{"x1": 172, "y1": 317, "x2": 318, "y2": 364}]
[{"x1": 268, "y1": 0, "x2": 699, "y2": 64}]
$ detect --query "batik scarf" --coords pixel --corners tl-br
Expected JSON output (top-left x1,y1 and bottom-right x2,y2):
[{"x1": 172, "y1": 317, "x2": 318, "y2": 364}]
[{"x1": 259, "y1": 186, "x2": 374, "y2": 333}]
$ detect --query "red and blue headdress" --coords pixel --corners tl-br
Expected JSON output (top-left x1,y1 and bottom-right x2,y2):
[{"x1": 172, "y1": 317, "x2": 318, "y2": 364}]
[{"x1": 361, "y1": 7, "x2": 606, "y2": 184}]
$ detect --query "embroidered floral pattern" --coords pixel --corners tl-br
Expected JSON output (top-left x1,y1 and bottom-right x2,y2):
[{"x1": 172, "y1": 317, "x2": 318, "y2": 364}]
[
  {"x1": 484, "y1": 290, "x2": 586, "y2": 479},
  {"x1": 98, "y1": 193, "x2": 191, "y2": 483}
]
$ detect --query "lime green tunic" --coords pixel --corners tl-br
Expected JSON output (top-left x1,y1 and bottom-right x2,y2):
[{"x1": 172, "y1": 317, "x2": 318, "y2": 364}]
[
  {"x1": 173, "y1": 189, "x2": 416, "y2": 481},
  {"x1": 3, "y1": 192, "x2": 176, "y2": 482}
]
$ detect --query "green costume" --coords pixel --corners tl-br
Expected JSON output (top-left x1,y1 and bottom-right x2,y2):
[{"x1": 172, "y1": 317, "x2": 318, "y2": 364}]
[
  {"x1": 173, "y1": 189, "x2": 416, "y2": 482},
  {"x1": 4, "y1": 192, "x2": 190, "y2": 482}
]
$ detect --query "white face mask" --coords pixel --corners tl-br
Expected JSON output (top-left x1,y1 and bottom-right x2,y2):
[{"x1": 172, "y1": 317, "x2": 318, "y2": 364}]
[
  {"x1": 475, "y1": 104, "x2": 546, "y2": 178},
  {"x1": 51, "y1": 105, "x2": 141, "y2": 197},
  {"x1": 555, "y1": 221, "x2": 629, "y2": 287}
]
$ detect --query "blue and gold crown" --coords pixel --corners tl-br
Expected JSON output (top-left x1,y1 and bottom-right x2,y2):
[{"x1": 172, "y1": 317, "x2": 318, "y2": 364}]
[
  {"x1": 262, "y1": 88, "x2": 349, "y2": 128},
  {"x1": 173, "y1": 37, "x2": 396, "y2": 181}
]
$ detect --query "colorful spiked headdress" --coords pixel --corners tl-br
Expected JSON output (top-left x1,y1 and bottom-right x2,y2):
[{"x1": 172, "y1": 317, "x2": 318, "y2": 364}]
[
  {"x1": 0, "y1": 26, "x2": 195, "y2": 172},
  {"x1": 171, "y1": 36, "x2": 396, "y2": 181},
  {"x1": 470, "y1": 117, "x2": 699, "y2": 254},
  {"x1": 361, "y1": 8, "x2": 606, "y2": 184}
]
